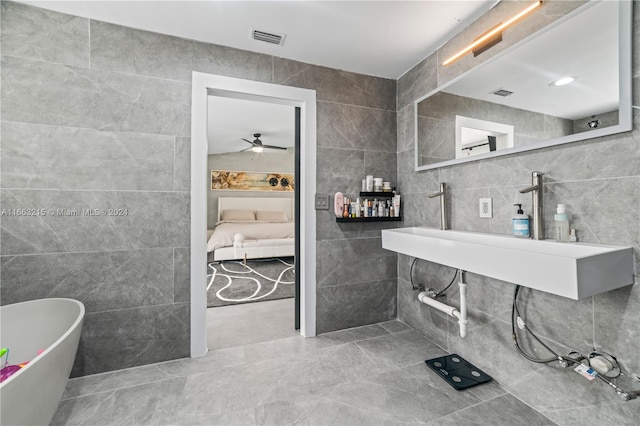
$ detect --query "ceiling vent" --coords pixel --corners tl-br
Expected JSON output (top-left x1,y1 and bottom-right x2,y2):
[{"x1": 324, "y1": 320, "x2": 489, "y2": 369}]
[
  {"x1": 492, "y1": 89, "x2": 513, "y2": 97},
  {"x1": 250, "y1": 27, "x2": 286, "y2": 46}
]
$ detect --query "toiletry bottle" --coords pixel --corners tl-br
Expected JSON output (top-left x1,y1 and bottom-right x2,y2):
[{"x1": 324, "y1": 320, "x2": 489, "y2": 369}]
[
  {"x1": 554, "y1": 204, "x2": 570, "y2": 241},
  {"x1": 512, "y1": 204, "x2": 530, "y2": 238},
  {"x1": 334, "y1": 192, "x2": 344, "y2": 218},
  {"x1": 569, "y1": 229, "x2": 578, "y2": 242}
]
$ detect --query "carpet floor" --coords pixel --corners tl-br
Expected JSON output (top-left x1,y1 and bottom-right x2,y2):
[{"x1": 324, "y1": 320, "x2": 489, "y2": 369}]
[{"x1": 207, "y1": 257, "x2": 295, "y2": 308}]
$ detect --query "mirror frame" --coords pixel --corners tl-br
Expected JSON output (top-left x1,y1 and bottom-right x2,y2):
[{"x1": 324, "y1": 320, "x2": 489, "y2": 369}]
[{"x1": 414, "y1": 0, "x2": 633, "y2": 171}]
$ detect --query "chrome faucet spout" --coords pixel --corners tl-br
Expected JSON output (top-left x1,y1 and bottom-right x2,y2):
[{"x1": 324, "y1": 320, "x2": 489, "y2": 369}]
[
  {"x1": 429, "y1": 183, "x2": 449, "y2": 230},
  {"x1": 519, "y1": 172, "x2": 544, "y2": 240},
  {"x1": 519, "y1": 184, "x2": 539, "y2": 194}
]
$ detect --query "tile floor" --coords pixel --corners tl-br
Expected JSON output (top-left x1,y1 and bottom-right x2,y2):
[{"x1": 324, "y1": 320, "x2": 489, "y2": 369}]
[
  {"x1": 207, "y1": 298, "x2": 298, "y2": 350},
  {"x1": 51, "y1": 316, "x2": 557, "y2": 425}
]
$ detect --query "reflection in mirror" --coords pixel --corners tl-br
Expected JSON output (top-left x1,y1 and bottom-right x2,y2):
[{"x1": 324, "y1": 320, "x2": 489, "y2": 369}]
[
  {"x1": 455, "y1": 115, "x2": 514, "y2": 159},
  {"x1": 416, "y1": 0, "x2": 632, "y2": 170}
]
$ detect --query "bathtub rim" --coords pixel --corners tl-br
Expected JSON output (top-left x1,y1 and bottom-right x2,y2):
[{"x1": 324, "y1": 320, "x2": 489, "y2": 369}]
[{"x1": 0, "y1": 297, "x2": 85, "y2": 388}]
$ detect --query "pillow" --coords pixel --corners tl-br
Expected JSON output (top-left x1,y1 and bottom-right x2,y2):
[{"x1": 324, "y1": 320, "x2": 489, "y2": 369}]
[
  {"x1": 256, "y1": 210, "x2": 288, "y2": 222},
  {"x1": 220, "y1": 209, "x2": 256, "y2": 221}
]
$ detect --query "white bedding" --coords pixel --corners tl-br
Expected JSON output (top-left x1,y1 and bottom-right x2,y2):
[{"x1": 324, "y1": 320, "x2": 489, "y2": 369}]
[{"x1": 207, "y1": 221, "x2": 295, "y2": 253}]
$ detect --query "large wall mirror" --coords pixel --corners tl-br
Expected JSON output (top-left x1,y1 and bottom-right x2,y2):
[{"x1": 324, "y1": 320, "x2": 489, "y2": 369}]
[{"x1": 415, "y1": 0, "x2": 632, "y2": 170}]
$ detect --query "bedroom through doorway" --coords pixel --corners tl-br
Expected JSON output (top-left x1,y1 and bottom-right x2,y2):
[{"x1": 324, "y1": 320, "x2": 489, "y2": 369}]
[{"x1": 205, "y1": 95, "x2": 301, "y2": 350}]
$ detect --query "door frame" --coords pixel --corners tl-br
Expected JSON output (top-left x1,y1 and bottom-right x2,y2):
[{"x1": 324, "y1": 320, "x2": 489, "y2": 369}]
[{"x1": 190, "y1": 72, "x2": 317, "y2": 357}]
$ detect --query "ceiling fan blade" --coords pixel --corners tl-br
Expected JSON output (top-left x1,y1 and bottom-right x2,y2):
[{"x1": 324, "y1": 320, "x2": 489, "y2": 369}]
[
  {"x1": 241, "y1": 138, "x2": 256, "y2": 145},
  {"x1": 262, "y1": 144, "x2": 287, "y2": 150}
]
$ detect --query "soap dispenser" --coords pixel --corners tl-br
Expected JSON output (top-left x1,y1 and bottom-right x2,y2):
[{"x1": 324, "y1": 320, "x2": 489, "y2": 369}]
[
  {"x1": 512, "y1": 204, "x2": 530, "y2": 238},
  {"x1": 554, "y1": 204, "x2": 570, "y2": 241}
]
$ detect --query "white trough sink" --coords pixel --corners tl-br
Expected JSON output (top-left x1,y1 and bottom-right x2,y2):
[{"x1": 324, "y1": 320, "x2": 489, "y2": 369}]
[{"x1": 382, "y1": 227, "x2": 634, "y2": 300}]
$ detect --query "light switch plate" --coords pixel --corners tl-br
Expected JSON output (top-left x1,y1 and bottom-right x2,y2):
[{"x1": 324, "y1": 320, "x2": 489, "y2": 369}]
[
  {"x1": 479, "y1": 198, "x2": 492, "y2": 218},
  {"x1": 315, "y1": 193, "x2": 329, "y2": 210}
]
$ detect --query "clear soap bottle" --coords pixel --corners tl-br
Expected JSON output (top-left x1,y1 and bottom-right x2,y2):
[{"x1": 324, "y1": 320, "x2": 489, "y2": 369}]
[{"x1": 554, "y1": 204, "x2": 570, "y2": 241}]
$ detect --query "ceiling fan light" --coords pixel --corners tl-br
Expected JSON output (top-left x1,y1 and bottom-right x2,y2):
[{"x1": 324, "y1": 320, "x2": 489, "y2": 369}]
[{"x1": 252, "y1": 146, "x2": 263, "y2": 153}]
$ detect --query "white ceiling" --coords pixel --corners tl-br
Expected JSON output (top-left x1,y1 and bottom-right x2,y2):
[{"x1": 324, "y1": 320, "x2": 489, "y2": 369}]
[
  {"x1": 22, "y1": 0, "x2": 498, "y2": 79},
  {"x1": 207, "y1": 96, "x2": 295, "y2": 154}
]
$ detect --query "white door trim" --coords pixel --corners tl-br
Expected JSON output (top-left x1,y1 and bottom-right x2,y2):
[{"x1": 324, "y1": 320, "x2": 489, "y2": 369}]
[{"x1": 190, "y1": 72, "x2": 317, "y2": 357}]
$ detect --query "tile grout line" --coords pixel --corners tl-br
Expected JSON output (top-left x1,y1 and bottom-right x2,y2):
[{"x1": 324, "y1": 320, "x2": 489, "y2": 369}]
[
  {"x1": 0, "y1": 120, "x2": 184, "y2": 140},
  {"x1": 61, "y1": 375, "x2": 180, "y2": 402},
  {"x1": 316, "y1": 145, "x2": 398, "y2": 154},
  {"x1": 84, "y1": 302, "x2": 190, "y2": 317},
  {"x1": 0, "y1": 187, "x2": 189, "y2": 193},
  {"x1": 317, "y1": 99, "x2": 396, "y2": 114},
  {"x1": 0, "y1": 247, "x2": 186, "y2": 258},
  {"x1": 2, "y1": 54, "x2": 192, "y2": 86},
  {"x1": 397, "y1": 174, "x2": 640, "y2": 195}
]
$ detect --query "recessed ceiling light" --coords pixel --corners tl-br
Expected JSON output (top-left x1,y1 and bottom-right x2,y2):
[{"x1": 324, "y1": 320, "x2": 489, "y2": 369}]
[{"x1": 550, "y1": 77, "x2": 575, "y2": 87}]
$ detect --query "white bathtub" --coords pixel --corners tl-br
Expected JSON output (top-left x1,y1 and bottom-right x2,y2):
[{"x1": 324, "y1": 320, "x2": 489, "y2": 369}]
[{"x1": 1, "y1": 298, "x2": 84, "y2": 426}]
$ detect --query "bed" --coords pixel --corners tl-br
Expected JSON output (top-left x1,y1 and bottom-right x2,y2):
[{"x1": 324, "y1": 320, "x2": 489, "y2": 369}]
[{"x1": 207, "y1": 197, "x2": 295, "y2": 261}]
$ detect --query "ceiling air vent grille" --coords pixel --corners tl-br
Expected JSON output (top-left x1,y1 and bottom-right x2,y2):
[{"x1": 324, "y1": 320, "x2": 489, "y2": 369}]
[
  {"x1": 492, "y1": 89, "x2": 513, "y2": 97},
  {"x1": 251, "y1": 27, "x2": 286, "y2": 46}
]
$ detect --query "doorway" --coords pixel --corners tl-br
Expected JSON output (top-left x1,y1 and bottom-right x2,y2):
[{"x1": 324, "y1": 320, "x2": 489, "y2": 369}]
[
  {"x1": 205, "y1": 97, "x2": 298, "y2": 349},
  {"x1": 190, "y1": 73, "x2": 317, "y2": 357}
]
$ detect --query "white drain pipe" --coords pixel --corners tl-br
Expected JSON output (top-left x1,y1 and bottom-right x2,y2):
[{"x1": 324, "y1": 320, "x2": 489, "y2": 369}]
[{"x1": 418, "y1": 270, "x2": 468, "y2": 338}]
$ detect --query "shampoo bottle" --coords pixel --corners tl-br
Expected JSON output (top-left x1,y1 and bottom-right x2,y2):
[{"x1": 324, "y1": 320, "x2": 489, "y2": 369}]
[
  {"x1": 554, "y1": 204, "x2": 570, "y2": 241},
  {"x1": 512, "y1": 204, "x2": 530, "y2": 238},
  {"x1": 334, "y1": 192, "x2": 344, "y2": 218}
]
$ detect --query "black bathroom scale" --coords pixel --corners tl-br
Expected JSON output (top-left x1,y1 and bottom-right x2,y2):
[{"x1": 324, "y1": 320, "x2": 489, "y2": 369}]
[{"x1": 425, "y1": 354, "x2": 493, "y2": 391}]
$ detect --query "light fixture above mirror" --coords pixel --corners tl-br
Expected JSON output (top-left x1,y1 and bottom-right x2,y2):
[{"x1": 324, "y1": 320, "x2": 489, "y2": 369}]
[
  {"x1": 442, "y1": 0, "x2": 544, "y2": 66},
  {"x1": 415, "y1": 0, "x2": 632, "y2": 171}
]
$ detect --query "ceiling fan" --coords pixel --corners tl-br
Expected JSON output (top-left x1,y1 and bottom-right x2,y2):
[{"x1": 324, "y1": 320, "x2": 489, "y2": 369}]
[{"x1": 241, "y1": 133, "x2": 286, "y2": 152}]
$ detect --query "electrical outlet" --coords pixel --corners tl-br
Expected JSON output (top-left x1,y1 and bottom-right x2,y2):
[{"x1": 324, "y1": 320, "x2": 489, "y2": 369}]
[
  {"x1": 315, "y1": 193, "x2": 329, "y2": 210},
  {"x1": 479, "y1": 198, "x2": 492, "y2": 218}
]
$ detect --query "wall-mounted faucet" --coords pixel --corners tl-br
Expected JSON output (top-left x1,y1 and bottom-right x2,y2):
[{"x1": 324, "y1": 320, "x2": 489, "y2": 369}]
[
  {"x1": 428, "y1": 183, "x2": 449, "y2": 230},
  {"x1": 519, "y1": 172, "x2": 544, "y2": 240}
]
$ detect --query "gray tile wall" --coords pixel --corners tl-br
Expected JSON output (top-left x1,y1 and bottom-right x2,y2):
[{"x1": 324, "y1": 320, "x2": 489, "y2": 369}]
[
  {"x1": 396, "y1": 1, "x2": 639, "y2": 423},
  {"x1": 0, "y1": 1, "x2": 397, "y2": 375}
]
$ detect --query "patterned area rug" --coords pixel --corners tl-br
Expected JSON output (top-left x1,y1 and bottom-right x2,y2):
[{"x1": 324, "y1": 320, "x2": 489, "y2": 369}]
[{"x1": 207, "y1": 257, "x2": 295, "y2": 308}]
